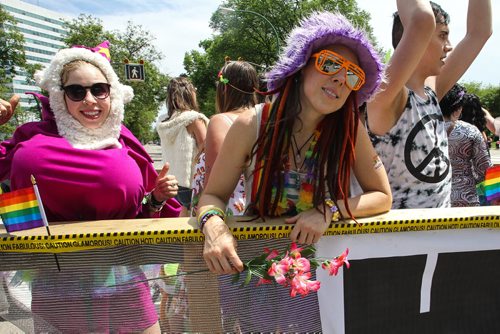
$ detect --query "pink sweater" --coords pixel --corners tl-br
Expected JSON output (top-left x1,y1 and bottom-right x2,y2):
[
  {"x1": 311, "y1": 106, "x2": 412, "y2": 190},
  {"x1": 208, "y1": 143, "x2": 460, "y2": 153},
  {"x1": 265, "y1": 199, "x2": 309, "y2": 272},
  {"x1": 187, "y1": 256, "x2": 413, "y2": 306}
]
[{"x1": 0, "y1": 120, "x2": 181, "y2": 221}]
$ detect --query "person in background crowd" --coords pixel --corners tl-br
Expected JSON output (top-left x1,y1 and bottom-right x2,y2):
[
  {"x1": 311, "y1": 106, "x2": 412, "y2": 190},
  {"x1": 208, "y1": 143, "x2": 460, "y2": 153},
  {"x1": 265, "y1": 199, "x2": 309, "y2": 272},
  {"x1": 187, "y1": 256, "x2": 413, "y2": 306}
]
[
  {"x1": 365, "y1": 0, "x2": 492, "y2": 209},
  {"x1": 191, "y1": 60, "x2": 259, "y2": 216},
  {"x1": 156, "y1": 77, "x2": 208, "y2": 216},
  {"x1": 483, "y1": 106, "x2": 500, "y2": 142},
  {"x1": 440, "y1": 84, "x2": 492, "y2": 206}
]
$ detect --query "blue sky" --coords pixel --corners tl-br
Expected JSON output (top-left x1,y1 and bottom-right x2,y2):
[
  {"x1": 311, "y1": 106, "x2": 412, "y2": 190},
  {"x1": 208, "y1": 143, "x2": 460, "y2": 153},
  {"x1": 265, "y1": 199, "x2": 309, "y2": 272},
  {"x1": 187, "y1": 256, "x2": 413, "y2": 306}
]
[{"x1": 24, "y1": 0, "x2": 500, "y2": 86}]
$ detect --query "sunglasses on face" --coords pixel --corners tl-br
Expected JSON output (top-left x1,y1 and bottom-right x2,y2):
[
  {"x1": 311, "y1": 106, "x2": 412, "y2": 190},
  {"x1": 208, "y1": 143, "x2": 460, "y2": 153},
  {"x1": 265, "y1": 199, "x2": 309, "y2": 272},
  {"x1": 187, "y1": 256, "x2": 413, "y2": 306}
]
[
  {"x1": 311, "y1": 50, "x2": 365, "y2": 91},
  {"x1": 62, "y1": 83, "x2": 111, "y2": 102}
]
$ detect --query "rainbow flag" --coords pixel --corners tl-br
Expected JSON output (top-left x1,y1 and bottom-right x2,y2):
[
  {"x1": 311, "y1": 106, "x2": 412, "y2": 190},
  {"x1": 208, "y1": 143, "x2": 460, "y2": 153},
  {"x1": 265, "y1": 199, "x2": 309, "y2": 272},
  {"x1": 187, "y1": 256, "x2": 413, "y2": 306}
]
[
  {"x1": 484, "y1": 166, "x2": 500, "y2": 202},
  {"x1": 0, "y1": 187, "x2": 45, "y2": 232}
]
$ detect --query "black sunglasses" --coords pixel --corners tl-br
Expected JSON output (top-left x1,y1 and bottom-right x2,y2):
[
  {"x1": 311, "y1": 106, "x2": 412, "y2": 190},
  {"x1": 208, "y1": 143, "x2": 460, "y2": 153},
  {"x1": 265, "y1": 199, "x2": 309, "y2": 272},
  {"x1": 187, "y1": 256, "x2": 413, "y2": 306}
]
[{"x1": 62, "y1": 83, "x2": 111, "y2": 102}]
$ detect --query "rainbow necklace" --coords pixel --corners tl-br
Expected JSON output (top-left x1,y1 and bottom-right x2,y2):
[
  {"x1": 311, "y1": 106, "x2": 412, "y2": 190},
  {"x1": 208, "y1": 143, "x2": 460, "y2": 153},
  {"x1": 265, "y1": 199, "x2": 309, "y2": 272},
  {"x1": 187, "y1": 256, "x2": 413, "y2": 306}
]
[{"x1": 273, "y1": 130, "x2": 320, "y2": 216}]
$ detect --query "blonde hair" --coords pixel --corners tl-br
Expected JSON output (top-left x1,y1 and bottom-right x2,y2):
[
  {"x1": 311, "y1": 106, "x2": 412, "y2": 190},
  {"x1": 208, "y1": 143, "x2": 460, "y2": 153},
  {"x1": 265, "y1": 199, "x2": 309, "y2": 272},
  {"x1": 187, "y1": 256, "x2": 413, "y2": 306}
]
[
  {"x1": 61, "y1": 60, "x2": 107, "y2": 85},
  {"x1": 165, "y1": 77, "x2": 199, "y2": 118}
]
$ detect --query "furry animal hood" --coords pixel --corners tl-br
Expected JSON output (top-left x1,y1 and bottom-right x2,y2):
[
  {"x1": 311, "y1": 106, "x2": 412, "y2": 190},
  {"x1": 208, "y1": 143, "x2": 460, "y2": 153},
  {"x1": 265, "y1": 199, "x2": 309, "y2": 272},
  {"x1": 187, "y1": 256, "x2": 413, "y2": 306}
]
[
  {"x1": 35, "y1": 41, "x2": 134, "y2": 150},
  {"x1": 156, "y1": 110, "x2": 209, "y2": 144}
]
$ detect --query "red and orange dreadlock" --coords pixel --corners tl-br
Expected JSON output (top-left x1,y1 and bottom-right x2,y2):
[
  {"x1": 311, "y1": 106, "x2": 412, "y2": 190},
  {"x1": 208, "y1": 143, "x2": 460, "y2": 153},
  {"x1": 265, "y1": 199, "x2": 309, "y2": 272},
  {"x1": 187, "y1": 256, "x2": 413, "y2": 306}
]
[{"x1": 249, "y1": 72, "x2": 359, "y2": 220}]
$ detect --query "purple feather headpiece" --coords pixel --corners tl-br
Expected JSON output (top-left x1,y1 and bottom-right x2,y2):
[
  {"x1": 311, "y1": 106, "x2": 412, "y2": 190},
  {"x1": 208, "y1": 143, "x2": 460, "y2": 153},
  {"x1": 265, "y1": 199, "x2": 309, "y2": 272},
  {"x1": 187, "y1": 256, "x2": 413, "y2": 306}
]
[{"x1": 266, "y1": 11, "x2": 383, "y2": 104}]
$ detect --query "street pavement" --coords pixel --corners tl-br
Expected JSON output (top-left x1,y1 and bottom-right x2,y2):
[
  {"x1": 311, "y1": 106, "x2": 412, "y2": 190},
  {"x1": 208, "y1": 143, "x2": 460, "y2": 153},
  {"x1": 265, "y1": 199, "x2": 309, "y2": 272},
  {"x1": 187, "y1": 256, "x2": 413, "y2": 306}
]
[{"x1": 491, "y1": 147, "x2": 500, "y2": 166}]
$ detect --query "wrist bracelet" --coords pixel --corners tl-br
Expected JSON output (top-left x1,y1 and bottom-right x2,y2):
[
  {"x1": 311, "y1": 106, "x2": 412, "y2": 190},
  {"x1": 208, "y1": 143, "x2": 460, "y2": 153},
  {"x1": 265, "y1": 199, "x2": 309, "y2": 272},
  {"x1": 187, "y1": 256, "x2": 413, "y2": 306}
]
[
  {"x1": 324, "y1": 198, "x2": 340, "y2": 222},
  {"x1": 145, "y1": 192, "x2": 166, "y2": 212},
  {"x1": 150, "y1": 192, "x2": 166, "y2": 206},
  {"x1": 197, "y1": 206, "x2": 225, "y2": 232}
]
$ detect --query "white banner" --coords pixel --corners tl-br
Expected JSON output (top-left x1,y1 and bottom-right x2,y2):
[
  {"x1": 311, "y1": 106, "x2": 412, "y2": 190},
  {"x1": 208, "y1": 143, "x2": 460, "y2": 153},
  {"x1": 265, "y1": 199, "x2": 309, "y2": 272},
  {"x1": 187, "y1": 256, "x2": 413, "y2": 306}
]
[{"x1": 317, "y1": 227, "x2": 500, "y2": 333}]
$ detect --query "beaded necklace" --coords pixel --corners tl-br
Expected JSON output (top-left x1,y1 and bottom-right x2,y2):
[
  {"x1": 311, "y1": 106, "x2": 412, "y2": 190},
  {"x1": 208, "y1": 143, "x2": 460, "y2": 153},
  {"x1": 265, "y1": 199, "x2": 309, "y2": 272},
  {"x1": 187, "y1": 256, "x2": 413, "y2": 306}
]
[{"x1": 272, "y1": 129, "x2": 321, "y2": 216}]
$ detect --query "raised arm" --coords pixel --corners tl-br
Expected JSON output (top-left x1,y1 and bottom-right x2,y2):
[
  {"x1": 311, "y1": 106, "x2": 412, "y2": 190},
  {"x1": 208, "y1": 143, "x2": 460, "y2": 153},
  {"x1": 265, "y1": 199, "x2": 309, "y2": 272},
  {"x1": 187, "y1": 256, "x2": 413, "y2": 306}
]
[
  {"x1": 434, "y1": 0, "x2": 492, "y2": 100},
  {"x1": 367, "y1": 0, "x2": 435, "y2": 135},
  {"x1": 483, "y1": 107, "x2": 499, "y2": 136}
]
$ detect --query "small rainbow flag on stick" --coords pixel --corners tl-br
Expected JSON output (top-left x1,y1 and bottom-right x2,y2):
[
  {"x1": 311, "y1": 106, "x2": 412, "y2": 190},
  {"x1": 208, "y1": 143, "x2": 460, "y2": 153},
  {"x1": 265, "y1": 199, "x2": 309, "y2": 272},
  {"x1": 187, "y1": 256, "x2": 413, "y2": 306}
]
[
  {"x1": 0, "y1": 186, "x2": 45, "y2": 233},
  {"x1": 0, "y1": 176, "x2": 60, "y2": 270},
  {"x1": 484, "y1": 165, "x2": 500, "y2": 202}
]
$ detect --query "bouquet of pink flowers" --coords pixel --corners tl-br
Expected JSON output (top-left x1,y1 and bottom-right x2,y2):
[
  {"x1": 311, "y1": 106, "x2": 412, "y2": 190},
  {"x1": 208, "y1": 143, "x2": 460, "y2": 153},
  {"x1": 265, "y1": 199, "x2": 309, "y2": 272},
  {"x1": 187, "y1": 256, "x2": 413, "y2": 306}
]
[{"x1": 232, "y1": 243, "x2": 349, "y2": 297}]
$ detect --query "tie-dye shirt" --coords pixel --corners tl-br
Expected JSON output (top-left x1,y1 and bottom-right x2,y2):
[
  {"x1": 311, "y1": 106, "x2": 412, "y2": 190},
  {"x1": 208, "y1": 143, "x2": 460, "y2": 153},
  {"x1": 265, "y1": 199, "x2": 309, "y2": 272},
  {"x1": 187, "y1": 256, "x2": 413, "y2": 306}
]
[{"x1": 367, "y1": 86, "x2": 451, "y2": 209}]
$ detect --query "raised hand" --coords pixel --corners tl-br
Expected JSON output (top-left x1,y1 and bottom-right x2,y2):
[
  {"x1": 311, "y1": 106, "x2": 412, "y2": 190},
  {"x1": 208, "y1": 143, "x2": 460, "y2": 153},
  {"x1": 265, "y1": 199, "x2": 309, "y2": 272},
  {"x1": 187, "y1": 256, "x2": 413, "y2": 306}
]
[
  {"x1": 0, "y1": 95, "x2": 20, "y2": 126},
  {"x1": 152, "y1": 162, "x2": 179, "y2": 202}
]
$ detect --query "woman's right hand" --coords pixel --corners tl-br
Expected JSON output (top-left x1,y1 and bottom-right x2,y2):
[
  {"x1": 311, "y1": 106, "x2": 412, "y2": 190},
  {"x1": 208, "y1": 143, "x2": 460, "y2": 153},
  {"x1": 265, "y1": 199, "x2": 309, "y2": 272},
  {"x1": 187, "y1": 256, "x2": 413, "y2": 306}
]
[
  {"x1": 0, "y1": 95, "x2": 20, "y2": 126},
  {"x1": 202, "y1": 216, "x2": 244, "y2": 275}
]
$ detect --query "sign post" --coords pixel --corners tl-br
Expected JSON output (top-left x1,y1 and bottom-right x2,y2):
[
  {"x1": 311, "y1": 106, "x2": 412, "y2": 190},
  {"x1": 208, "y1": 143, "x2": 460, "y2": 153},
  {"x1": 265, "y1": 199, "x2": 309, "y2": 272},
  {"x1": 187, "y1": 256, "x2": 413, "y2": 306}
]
[{"x1": 125, "y1": 63, "x2": 145, "y2": 81}]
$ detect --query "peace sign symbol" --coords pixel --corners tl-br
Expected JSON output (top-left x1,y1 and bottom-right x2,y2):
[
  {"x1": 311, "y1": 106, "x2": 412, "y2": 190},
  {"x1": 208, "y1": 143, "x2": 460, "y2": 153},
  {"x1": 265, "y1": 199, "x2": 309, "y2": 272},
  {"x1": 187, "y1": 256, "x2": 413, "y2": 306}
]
[{"x1": 404, "y1": 114, "x2": 450, "y2": 183}]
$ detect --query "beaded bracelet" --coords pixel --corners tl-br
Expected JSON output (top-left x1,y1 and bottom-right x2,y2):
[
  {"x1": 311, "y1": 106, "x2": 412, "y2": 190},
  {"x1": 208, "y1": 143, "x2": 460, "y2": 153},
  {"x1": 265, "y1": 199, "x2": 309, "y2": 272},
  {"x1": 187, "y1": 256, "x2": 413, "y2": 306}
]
[
  {"x1": 197, "y1": 206, "x2": 226, "y2": 232},
  {"x1": 324, "y1": 198, "x2": 341, "y2": 222}
]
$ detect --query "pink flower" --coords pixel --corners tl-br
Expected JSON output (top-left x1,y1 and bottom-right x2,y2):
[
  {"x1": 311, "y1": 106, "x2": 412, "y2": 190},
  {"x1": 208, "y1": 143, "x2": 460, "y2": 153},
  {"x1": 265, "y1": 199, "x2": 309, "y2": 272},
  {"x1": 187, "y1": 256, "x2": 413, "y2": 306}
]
[
  {"x1": 289, "y1": 242, "x2": 303, "y2": 259},
  {"x1": 292, "y1": 257, "x2": 311, "y2": 273},
  {"x1": 322, "y1": 248, "x2": 350, "y2": 276},
  {"x1": 268, "y1": 259, "x2": 290, "y2": 286},
  {"x1": 235, "y1": 243, "x2": 351, "y2": 299},
  {"x1": 337, "y1": 248, "x2": 350, "y2": 269},
  {"x1": 257, "y1": 278, "x2": 272, "y2": 286},
  {"x1": 289, "y1": 272, "x2": 321, "y2": 297},
  {"x1": 264, "y1": 248, "x2": 279, "y2": 261}
]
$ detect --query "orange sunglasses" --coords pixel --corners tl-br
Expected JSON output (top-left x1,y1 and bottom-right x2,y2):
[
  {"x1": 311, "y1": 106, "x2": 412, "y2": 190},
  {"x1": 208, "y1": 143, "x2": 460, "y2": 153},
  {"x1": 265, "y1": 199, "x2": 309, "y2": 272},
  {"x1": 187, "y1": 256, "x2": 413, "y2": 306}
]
[{"x1": 311, "y1": 50, "x2": 365, "y2": 91}]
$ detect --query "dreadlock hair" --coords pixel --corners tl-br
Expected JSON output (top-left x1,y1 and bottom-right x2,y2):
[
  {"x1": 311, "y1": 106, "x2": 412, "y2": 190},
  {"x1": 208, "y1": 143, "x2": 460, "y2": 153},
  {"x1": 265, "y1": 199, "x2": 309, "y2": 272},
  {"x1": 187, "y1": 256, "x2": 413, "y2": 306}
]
[
  {"x1": 249, "y1": 71, "x2": 359, "y2": 220},
  {"x1": 216, "y1": 61, "x2": 258, "y2": 114},
  {"x1": 392, "y1": 1, "x2": 450, "y2": 49},
  {"x1": 461, "y1": 93, "x2": 488, "y2": 133},
  {"x1": 165, "y1": 77, "x2": 199, "y2": 120}
]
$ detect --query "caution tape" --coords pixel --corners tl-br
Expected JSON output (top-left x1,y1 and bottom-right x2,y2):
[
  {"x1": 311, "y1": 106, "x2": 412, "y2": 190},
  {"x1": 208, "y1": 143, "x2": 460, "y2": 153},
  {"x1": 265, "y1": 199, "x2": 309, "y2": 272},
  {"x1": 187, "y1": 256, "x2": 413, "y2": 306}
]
[{"x1": 0, "y1": 215, "x2": 499, "y2": 254}]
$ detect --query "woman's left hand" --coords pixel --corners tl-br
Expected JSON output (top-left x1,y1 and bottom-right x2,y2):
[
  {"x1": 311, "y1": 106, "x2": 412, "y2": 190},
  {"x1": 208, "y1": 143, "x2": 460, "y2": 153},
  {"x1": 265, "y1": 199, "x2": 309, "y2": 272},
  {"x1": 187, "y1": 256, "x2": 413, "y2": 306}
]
[
  {"x1": 285, "y1": 209, "x2": 330, "y2": 244},
  {"x1": 153, "y1": 162, "x2": 179, "y2": 202}
]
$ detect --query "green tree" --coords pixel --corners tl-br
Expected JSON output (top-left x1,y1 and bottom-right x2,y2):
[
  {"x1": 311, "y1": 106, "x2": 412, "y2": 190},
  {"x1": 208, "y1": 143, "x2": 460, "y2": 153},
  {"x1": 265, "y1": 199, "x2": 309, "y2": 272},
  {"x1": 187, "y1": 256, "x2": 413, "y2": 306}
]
[
  {"x1": 63, "y1": 14, "x2": 112, "y2": 47},
  {"x1": 63, "y1": 16, "x2": 169, "y2": 143},
  {"x1": 0, "y1": 5, "x2": 27, "y2": 137},
  {"x1": 184, "y1": 0, "x2": 375, "y2": 115},
  {"x1": 462, "y1": 82, "x2": 500, "y2": 118}
]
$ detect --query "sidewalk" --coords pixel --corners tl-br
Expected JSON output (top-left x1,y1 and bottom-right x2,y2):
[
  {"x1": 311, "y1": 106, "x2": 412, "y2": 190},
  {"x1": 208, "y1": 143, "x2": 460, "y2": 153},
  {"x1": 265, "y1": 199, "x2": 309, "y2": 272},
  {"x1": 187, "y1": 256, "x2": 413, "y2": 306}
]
[
  {"x1": 491, "y1": 148, "x2": 500, "y2": 166},
  {"x1": 144, "y1": 144, "x2": 163, "y2": 172}
]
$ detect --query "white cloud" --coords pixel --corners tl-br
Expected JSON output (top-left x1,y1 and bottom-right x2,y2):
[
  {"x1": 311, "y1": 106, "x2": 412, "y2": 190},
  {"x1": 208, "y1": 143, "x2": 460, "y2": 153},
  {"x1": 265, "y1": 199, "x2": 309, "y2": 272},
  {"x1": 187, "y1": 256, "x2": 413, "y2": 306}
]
[{"x1": 100, "y1": 1, "x2": 219, "y2": 76}]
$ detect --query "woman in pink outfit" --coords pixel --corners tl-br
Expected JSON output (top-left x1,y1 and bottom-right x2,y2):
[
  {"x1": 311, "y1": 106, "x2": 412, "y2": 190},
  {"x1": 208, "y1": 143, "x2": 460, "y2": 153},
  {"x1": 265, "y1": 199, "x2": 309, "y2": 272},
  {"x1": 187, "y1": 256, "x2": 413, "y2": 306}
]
[{"x1": 0, "y1": 41, "x2": 181, "y2": 333}]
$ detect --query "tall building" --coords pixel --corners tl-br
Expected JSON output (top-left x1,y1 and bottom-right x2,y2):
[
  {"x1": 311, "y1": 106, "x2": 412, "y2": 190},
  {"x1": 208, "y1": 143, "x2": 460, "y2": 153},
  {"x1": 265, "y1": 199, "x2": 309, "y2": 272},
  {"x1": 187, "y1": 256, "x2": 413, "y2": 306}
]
[{"x1": 0, "y1": 0, "x2": 68, "y2": 110}]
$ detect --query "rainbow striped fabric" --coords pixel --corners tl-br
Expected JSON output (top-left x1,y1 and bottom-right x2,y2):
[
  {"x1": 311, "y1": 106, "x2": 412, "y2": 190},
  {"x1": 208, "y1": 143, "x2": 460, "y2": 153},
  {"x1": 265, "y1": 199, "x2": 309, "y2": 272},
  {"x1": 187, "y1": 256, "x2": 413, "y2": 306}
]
[
  {"x1": 0, "y1": 187, "x2": 45, "y2": 232},
  {"x1": 484, "y1": 166, "x2": 500, "y2": 202}
]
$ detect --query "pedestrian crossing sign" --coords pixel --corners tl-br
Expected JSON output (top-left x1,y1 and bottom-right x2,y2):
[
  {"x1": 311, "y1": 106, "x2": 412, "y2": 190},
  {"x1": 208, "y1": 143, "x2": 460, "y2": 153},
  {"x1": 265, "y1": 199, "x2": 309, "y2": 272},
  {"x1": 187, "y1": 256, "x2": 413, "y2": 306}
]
[{"x1": 125, "y1": 63, "x2": 145, "y2": 81}]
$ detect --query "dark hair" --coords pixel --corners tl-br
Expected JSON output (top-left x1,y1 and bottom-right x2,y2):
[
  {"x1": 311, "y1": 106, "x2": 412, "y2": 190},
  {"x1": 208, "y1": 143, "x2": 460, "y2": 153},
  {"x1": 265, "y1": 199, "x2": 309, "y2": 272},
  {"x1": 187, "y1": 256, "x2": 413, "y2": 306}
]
[
  {"x1": 165, "y1": 77, "x2": 198, "y2": 119},
  {"x1": 461, "y1": 93, "x2": 487, "y2": 133},
  {"x1": 392, "y1": 1, "x2": 450, "y2": 49},
  {"x1": 216, "y1": 61, "x2": 258, "y2": 114},
  {"x1": 439, "y1": 83, "x2": 466, "y2": 117},
  {"x1": 249, "y1": 70, "x2": 358, "y2": 220}
]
